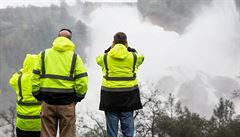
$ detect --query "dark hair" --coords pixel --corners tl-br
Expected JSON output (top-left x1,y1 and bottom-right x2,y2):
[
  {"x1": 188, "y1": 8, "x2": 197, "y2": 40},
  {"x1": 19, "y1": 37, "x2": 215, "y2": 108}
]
[
  {"x1": 59, "y1": 28, "x2": 72, "y2": 34},
  {"x1": 113, "y1": 32, "x2": 128, "y2": 46}
]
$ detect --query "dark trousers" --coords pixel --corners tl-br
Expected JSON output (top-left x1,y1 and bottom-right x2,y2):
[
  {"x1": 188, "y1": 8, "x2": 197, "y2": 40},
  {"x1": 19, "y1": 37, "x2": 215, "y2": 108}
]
[{"x1": 16, "y1": 128, "x2": 40, "y2": 137}]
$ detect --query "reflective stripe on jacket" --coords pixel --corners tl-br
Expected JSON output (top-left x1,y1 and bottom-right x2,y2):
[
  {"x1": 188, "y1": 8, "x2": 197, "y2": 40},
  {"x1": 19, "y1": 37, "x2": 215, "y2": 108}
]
[
  {"x1": 9, "y1": 54, "x2": 41, "y2": 131},
  {"x1": 96, "y1": 44, "x2": 144, "y2": 111},
  {"x1": 96, "y1": 44, "x2": 144, "y2": 90},
  {"x1": 32, "y1": 37, "x2": 88, "y2": 104}
]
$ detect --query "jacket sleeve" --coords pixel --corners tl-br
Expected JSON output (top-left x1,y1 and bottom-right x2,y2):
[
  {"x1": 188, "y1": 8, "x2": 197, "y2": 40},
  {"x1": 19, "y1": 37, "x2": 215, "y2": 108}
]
[
  {"x1": 9, "y1": 72, "x2": 20, "y2": 92},
  {"x1": 31, "y1": 53, "x2": 42, "y2": 101},
  {"x1": 104, "y1": 46, "x2": 111, "y2": 53},
  {"x1": 128, "y1": 47, "x2": 137, "y2": 52},
  {"x1": 96, "y1": 54, "x2": 104, "y2": 67},
  {"x1": 74, "y1": 55, "x2": 88, "y2": 102},
  {"x1": 136, "y1": 53, "x2": 144, "y2": 68}
]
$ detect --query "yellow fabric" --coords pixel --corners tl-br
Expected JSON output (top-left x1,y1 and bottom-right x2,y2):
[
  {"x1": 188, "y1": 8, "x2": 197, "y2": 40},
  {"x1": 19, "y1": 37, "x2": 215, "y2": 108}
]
[
  {"x1": 9, "y1": 54, "x2": 41, "y2": 131},
  {"x1": 108, "y1": 44, "x2": 129, "y2": 59},
  {"x1": 16, "y1": 104, "x2": 41, "y2": 131},
  {"x1": 21, "y1": 54, "x2": 38, "y2": 73},
  {"x1": 96, "y1": 44, "x2": 144, "y2": 88},
  {"x1": 32, "y1": 37, "x2": 88, "y2": 96},
  {"x1": 16, "y1": 118, "x2": 41, "y2": 131},
  {"x1": 52, "y1": 37, "x2": 75, "y2": 52},
  {"x1": 43, "y1": 49, "x2": 73, "y2": 76}
]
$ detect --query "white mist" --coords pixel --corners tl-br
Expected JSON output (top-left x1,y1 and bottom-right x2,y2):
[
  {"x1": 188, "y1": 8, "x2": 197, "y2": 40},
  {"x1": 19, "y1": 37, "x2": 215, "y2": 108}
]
[{"x1": 77, "y1": 0, "x2": 240, "y2": 117}]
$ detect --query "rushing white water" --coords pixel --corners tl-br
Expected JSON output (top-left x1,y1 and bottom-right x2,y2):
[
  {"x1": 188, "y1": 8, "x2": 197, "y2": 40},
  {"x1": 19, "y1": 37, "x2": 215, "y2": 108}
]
[
  {"x1": 77, "y1": 0, "x2": 240, "y2": 117},
  {"x1": 78, "y1": 4, "x2": 179, "y2": 113}
]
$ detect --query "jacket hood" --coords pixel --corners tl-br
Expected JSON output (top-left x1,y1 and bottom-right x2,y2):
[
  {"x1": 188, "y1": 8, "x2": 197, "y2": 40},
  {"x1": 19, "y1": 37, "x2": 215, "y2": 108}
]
[
  {"x1": 108, "y1": 44, "x2": 128, "y2": 59},
  {"x1": 21, "y1": 54, "x2": 38, "y2": 73},
  {"x1": 52, "y1": 37, "x2": 75, "y2": 52}
]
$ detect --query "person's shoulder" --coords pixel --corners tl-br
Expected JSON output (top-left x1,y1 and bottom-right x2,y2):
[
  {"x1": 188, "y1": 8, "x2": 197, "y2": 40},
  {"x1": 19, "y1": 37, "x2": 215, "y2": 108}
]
[
  {"x1": 97, "y1": 53, "x2": 105, "y2": 58},
  {"x1": 10, "y1": 71, "x2": 21, "y2": 78},
  {"x1": 104, "y1": 46, "x2": 111, "y2": 53},
  {"x1": 127, "y1": 47, "x2": 137, "y2": 52},
  {"x1": 38, "y1": 48, "x2": 50, "y2": 55},
  {"x1": 43, "y1": 48, "x2": 51, "y2": 52}
]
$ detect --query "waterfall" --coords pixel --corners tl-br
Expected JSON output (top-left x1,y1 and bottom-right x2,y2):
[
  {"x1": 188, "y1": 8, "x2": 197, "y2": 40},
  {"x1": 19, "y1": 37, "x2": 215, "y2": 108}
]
[{"x1": 77, "y1": 0, "x2": 240, "y2": 117}]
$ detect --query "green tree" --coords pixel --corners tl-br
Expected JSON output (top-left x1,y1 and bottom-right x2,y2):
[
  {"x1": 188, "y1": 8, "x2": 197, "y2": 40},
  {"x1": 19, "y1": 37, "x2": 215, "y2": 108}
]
[
  {"x1": 137, "y1": 0, "x2": 212, "y2": 33},
  {"x1": 76, "y1": 112, "x2": 106, "y2": 137},
  {"x1": 0, "y1": 106, "x2": 16, "y2": 137},
  {"x1": 0, "y1": 5, "x2": 89, "y2": 108},
  {"x1": 134, "y1": 87, "x2": 163, "y2": 137},
  {"x1": 213, "y1": 98, "x2": 235, "y2": 126}
]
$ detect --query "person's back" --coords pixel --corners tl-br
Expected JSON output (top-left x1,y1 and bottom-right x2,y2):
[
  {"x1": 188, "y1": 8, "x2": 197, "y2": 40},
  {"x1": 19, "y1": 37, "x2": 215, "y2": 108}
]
[
  {"x1": 9, "y1": 54, "x2": 41, "y2": 137},
  {"x1": 33, "y1": 37, "x2": 86, "y2": 104},
  {"x1": 32, "y1": 29, "x2": 88, "y2": 137},
  {"x1": 97, "y1": 43, "x2": 143, "y2": 111},
  {"x1": 96, "y1": 32, "x2": 144, "y2": 137}
]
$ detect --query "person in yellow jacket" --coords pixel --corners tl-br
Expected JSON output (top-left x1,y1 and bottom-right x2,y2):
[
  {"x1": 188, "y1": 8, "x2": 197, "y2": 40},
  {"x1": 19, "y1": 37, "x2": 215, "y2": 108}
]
[
  {"x1": 9, "y1": 54, "x2": 41, "y2": 137},
  {"x1": 31, "y1": 28, "x2": 88, "y2": 137},
  {"x1": 96, "y1": 32, "x2": 144, "y2": 137}
]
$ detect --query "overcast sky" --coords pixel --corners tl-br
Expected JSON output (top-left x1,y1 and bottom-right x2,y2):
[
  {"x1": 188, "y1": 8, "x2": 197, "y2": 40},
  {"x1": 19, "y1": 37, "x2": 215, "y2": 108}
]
[{"x1": 0, "y1": 0, "x2": 137, "y2": 9}]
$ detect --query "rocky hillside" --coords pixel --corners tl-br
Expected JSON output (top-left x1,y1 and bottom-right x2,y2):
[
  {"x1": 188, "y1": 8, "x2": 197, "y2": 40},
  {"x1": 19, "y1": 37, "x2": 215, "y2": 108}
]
[{"x1": 137, "y1": 0, "x2": 239, "y2": 33}]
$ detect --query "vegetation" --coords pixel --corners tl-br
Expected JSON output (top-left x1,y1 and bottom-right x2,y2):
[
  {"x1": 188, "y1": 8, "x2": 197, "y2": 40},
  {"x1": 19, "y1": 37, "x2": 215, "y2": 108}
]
[
  {"x1": 137, "y1": 0, "x2": 240, "y2": 33},
  {"x1": 0, "y1": 1, "x2": 89, "y2": 97},
  {"x1": 2, "y1": 90, "x2": 239, "y2": 137},
  {"x1": 76, "y1": 86, "x2": 240, "y2": 137},
  {"x1": 0, "y1": 1, "x2": 240, "y2": 136},
  {"x1": 137, "y1": 0, "x2": 212, "y2": 33},
  {"x1": 0, "y1": 106, "x2": 16, "y2": 137}
]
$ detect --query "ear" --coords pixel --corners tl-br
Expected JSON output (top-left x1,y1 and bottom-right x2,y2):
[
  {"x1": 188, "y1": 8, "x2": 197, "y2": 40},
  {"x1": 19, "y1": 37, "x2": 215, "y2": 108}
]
[
  {"x1": 125, "y1": 42, "x2": 128, "y2": 48},
  {"x1": 111, "y1": 43, "x2": 115, "y2": 48}
]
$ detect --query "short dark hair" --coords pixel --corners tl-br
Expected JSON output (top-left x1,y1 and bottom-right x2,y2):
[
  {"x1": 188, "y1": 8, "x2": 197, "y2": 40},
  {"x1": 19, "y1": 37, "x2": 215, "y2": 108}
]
[
  {"x1": 113, "y1": 32, "x2": 127, "y2": 45},
  {"x1": 59, "y1": 28, "x2": 72, "y2": 34}
]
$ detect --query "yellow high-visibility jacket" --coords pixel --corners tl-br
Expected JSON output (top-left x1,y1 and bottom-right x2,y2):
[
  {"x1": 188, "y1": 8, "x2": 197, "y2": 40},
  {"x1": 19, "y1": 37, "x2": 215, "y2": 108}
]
[
  {"x1": 96, "y1": 44, "x2": 144, "y2": 111},
  {"x1": 32, "y1": 37, "x2": 88, "y2": 105},
  {"x1": 9, "y1": 54, "x2": 41, "y2": 131}
]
